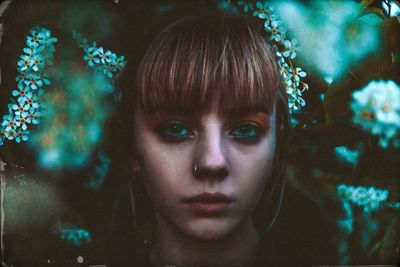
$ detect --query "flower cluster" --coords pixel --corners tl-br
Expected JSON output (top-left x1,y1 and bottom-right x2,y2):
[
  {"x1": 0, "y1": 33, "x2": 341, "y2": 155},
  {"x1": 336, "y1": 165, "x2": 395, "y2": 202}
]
[
  {"x1": 351, "y1": 80, "x2": 400, "y2": 149},
  {"x1": 72, "y1": 31, "x2": 126, "y2": 79},
  {"x1": 334, "y1": 145, "x2": 361, "y2": 166},
  {"x1": 271, "y1": 1, "x2": 381, "y2": 83},
  {"x1": 230, "y1": 0, "x2": 308, "y2": 112},
  {"x1": 30, "y1": 67, "x2": 114, "y2": 169},
  {"x1": 54, "y1": 223, "x2": 91, "y2": 246},
  {"x1": 20, "y1": 30, "x2": 126, "y2": 170},
  {"x1": 337, "y1": 184, "x2": 389, "y2": 213},
  {"x1": 0, "y1": 27, "x2": 57, "y2": 146}
]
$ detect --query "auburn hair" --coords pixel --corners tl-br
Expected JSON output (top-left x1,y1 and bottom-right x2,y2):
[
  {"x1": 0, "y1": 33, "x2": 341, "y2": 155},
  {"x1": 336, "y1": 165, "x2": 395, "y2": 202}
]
[
  {"x1": 119, "y1": 14, "x2": 290, "y2": 235},
  {"x1": 135, "y1": 15, "x2": 282, "y2": 116}
]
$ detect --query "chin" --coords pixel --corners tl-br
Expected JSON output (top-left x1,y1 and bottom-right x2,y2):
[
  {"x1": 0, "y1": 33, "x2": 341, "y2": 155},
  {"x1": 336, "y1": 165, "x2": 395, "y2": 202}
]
[{"x1": 183, "y1": 218, "x2": 238, "y2": 241}]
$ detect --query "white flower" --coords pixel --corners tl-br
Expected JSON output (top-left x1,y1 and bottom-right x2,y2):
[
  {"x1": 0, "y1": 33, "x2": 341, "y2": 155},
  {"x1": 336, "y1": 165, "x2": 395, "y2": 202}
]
[
  {"x1": 337, "y1": 184, "x2": 389, "y2": 213},
  {"x1": 292, "y1": 67, "x2": 307, "y2": 84},
  {"x1": 351, "y1": 80, "x2": 400, "y2": 149},
  {"x1": 282, "y1": 39, "x2": 298, "y2": 59},
  {"x1": 264, "y1": 20, "x2": 285, "y2": 42}
]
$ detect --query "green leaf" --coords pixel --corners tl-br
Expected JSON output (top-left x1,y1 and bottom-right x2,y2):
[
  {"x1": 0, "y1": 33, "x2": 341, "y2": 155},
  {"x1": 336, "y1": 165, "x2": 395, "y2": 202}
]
[{"x1": 379, "y1": 214, "x2": 400, "y2": 262}]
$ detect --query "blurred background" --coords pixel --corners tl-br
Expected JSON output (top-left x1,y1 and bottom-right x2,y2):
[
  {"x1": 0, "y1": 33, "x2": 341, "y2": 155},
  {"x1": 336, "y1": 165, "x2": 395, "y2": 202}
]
[{"x1": 0, "y1": 0, "x2": 399, "y2": 266}]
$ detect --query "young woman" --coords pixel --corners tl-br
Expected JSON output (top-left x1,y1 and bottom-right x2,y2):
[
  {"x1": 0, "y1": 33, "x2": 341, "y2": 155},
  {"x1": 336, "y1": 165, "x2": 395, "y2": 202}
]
[
  {"x1": 111, "y1": 9, "x2": 290, "y2": 267},
  {"x1": 0, "y1": 2, "x2": 336, "y2": 266}
]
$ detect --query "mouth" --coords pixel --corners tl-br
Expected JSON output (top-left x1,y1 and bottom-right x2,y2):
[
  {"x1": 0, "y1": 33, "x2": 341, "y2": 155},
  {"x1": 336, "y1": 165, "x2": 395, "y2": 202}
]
[{"x1": 183, "y1": 192, "x2": 235, "y2": 215}]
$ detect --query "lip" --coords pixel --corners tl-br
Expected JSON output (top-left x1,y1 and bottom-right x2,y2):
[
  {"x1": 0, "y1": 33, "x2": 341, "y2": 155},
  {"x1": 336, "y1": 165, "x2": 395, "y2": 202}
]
[{"x1": 183, "y1": 192, "x2": 235, "y2": 215}]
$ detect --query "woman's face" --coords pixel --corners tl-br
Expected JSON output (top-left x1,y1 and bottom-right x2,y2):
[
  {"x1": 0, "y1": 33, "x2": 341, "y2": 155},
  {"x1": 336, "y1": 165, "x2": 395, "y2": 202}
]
[{"x1": 133, "y1": 104, "x2": 276, "y2": 240}]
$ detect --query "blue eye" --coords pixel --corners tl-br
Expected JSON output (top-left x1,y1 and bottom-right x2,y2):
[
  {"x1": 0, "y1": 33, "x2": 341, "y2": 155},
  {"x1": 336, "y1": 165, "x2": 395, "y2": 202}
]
[
  {"x1": 229, "y1": 122, "x2": 262, "y2": 142},
  {"x1": 156, "y1": 121, "x2": 194, "y2": 141}
]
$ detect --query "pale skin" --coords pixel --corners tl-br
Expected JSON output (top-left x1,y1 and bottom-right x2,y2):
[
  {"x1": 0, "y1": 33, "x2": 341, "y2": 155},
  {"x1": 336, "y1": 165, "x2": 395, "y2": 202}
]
[{"x1": 132, "y1": 104, "x2": 277, "y2": 266}]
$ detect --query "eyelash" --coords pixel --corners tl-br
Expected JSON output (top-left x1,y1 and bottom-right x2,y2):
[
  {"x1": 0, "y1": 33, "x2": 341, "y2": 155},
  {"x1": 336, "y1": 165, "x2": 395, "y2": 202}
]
[
  {"x1": 155, "y1": 121, "x2": 195, "y2": 142},
  {"x1": 228, "y1": 122, "x2": 263, "y2": 142},
  {"x1": 155, "y1": 121, "x2": 263, "y2": 143}
]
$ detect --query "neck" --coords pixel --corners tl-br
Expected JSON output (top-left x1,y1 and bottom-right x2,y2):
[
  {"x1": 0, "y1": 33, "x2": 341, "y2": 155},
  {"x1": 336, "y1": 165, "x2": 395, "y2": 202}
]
[{"x1": 150, "y1": 216, "x2": 259, "y2": 267}]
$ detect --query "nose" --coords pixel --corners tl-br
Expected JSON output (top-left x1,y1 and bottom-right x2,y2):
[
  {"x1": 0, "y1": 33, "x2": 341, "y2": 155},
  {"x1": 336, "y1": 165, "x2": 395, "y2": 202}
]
[{"x1": 193, "y1": 125, "x2": 229, "y2": 180}]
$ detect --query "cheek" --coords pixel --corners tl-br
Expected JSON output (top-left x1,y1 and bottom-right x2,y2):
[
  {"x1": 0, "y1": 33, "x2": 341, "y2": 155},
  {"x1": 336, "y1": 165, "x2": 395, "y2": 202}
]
[
  {"x1": 136, "y1": 137, "x2": 192, "y2": 210},
  {"x1": 228, "y1": 140, "x2": 276, "y2": 211}
]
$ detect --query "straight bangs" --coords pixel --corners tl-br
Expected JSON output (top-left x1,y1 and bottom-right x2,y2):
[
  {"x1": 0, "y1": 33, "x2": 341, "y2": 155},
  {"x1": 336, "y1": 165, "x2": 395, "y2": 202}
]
[{"x1": 135, "y1": 16, "x2": 283, "y2": 115}]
